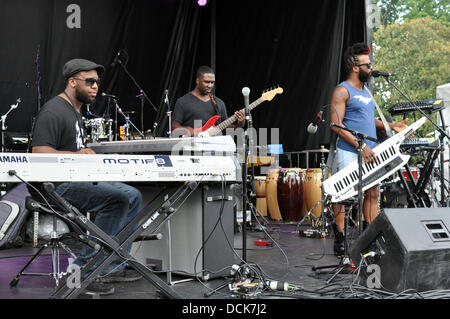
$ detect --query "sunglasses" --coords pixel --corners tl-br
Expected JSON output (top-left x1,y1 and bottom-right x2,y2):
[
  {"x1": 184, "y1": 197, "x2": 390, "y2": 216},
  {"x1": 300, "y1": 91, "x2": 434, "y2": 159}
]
[
  {"x1": 356, "y1": 62, "x2": 373, "y2": 69},
  {"x1": 72, "y1": 77, "x2": 101, "y2": 86}
]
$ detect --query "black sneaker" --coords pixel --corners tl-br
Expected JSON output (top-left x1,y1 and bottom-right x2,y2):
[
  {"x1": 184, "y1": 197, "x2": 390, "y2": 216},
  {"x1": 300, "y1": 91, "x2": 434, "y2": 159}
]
[
  {"x1": 84, "y1": 279, "x2": 115, "y2": 296},
  {"x1": 101, "y1": 268, "x2": 143, "y2": 283},
  {"x1": 333, "y1": 231, "x2": 345, "y2": 257},
  {"x1": 333, "y1": 242, "x2": 345, "y2": 257}
]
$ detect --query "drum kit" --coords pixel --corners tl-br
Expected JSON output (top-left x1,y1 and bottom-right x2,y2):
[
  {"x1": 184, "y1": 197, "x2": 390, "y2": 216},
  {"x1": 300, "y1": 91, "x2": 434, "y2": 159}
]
[
  {"x1": 253, "y1": 147, "x2": 332, "y2": 235},
  {"x1": 84, "y1": 117, "x2": 114, "y2": 142}
]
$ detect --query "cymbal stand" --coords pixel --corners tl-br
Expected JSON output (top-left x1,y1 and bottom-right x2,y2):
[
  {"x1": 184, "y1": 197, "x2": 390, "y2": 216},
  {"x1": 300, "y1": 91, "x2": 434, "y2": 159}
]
[{"x1": 111, "y1": 97, "x2": 144, "y2": 140}]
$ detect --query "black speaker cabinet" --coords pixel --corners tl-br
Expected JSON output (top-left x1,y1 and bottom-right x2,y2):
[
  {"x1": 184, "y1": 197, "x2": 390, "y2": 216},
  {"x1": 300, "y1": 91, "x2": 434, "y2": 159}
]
[{"x1": 350, "y1": 207, "x2": 450, "y2": 292}]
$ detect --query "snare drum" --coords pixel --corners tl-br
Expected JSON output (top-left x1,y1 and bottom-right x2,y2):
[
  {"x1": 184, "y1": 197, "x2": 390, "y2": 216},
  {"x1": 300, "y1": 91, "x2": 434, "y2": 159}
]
[
  {"x1": 277, "y1": 168, "x2": 305, "y2": 222},
  {"x1": 85, "y1": 118, "x2": 113, "y2": 142},
  {"x1": 254, "y1": 176, "x2": 268, "y2": 217},
  {"x1": 265, "y1": 169, "x2": 282, "y2": 221}
]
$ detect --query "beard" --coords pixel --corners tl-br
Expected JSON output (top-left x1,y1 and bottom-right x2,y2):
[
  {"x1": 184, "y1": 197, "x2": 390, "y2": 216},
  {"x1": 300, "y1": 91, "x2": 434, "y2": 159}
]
[
  {"x1": 199, "y1": 87, "x2": 212, "y2": 96},
  {"x1": 358, "y1": 69, "x2": 371, "y2": 83},
  {"x1": 75, "y1": 87, "x2": 95, "y2": 105}
]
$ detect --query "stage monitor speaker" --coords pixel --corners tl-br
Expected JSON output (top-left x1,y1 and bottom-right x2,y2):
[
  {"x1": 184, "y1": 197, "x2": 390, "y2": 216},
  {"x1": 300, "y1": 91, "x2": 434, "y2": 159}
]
[{"x1": 350, "y1": 207, "x2": 450, "y2": 293}]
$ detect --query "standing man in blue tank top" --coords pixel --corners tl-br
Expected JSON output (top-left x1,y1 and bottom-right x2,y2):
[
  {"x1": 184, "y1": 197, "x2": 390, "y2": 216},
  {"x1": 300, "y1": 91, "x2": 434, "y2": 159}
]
[{"x1": 329, "y1": 43, "x2": 408, "y2": 257}]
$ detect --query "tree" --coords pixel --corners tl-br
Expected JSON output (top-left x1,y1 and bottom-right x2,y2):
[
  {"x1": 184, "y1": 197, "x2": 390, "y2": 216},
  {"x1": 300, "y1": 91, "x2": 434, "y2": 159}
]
[
  {"x1": 376, "y1": 0, "x2": 450, "y2": 27},
  {"x1": 372, "y1": 17, "x2": 450, "y2": 137}
]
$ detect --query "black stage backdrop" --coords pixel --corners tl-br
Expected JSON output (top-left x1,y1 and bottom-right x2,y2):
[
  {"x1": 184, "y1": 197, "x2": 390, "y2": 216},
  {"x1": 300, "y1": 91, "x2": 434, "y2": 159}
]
[{"x1": 0, "y1": 0, "x2": 366, "y2": 153}]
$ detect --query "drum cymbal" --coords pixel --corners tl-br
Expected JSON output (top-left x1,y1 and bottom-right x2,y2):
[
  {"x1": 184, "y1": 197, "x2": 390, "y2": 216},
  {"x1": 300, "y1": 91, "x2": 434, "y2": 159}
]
[{"x1": 301, "y1": 148, "x2": 329, "y2": 153}]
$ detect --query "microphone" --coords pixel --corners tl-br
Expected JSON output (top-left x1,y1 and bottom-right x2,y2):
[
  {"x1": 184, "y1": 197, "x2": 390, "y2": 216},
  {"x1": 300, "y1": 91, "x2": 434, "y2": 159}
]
[
  {"x1": 372, "y1": 70, "x2": 395, "y2": 78},
  {"x1": 111, "y1": 50, "x2": 121, "y2": 67},
  {"x1": 242, "y1": 87, "x2": 250, "y2": 110},
  {"x1": 102, "y1": 92, "x2": 119, "y2": 99},
  {"x1": 307, "y1": 105, "x2": 328, "y2": 134}
]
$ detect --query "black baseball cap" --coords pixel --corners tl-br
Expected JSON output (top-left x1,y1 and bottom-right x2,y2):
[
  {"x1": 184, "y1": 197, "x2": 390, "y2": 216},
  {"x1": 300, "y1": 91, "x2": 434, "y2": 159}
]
[{"x1": 62, "y1": 58, "x2": 105, "y2": 79}]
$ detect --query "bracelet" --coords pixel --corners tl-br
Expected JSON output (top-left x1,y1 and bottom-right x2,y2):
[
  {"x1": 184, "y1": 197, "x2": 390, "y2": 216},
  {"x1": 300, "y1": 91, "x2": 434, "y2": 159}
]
[{"x1": 360, "y1": 143, "x2": 367, "y2": 150}]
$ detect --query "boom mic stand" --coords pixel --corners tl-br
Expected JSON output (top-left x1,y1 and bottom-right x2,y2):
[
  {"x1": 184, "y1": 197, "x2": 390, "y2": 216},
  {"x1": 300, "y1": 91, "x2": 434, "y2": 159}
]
[
  {"x1": 382, "y1": 76, "x2": 450, "y2": 206},
  {"x1": 115, "y1": 50, "x2": 158, "y2": 136}
]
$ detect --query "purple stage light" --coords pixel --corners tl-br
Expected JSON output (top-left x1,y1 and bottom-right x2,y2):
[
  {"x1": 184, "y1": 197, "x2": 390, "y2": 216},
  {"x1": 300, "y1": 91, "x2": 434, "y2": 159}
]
[{"x1": 197, "y1": 0, "x2": 207, "y2": 7}]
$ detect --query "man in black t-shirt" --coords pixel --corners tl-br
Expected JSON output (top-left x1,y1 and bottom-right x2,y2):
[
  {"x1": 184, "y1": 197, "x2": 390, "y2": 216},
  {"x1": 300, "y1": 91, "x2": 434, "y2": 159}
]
[
  {"x1": 30, "y1": 58, "x2": 143, "y2": 296},
  {"x1": 172, "y1": 66, "x2": 245, "y2": 137}
]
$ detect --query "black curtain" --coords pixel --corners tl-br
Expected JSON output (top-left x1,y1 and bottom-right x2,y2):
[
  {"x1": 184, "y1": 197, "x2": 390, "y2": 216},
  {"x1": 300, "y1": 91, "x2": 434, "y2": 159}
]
[
  {"x1": 0, "y1": 0, "x2": 366, "y2": 153},
  {"x1": 213, "y1": 0, "x2": 367, "y2": 152}
]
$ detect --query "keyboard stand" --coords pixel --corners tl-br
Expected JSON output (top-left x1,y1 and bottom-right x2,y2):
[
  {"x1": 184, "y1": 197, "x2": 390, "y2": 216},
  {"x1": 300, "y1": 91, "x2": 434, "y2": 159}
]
[
  {"x1": 44, "y1": 181, "x2": 200, "y2": 299},
  {"x1": 397, "y1": 165, "x2": 420, "y2": 208},
  {"x1": 415, "y1": 148, "x2": 440, "y2": 207}
]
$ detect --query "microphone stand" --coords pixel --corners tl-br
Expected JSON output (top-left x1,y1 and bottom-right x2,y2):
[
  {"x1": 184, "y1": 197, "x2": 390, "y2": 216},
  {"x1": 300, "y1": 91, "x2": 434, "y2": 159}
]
[
  {"x1": 1, "y1": 98, "x2": 21, "y2": 152},
  {"x1": 164, "y1": 90, "x2": 172, "y2": 137},
  {"x1": 383, "y1": 76, "x2": 450, "y2": 206},
  {"x1": 136, "y1": 92, "x2": 145, "y2": 135},
  {"x1": 242, "y1": 94, "x2": 253, "y2": 262},
  {"x1": 312, "y1": 122, "x2": 377, "y2": 283},
  {"x1": 115, "y1": 55, "x2": 158, "y2": 135},
  {"x1": 329, "y1": 122, "x2": 378, "y2": 234},
  {"x1": 35, "y1": 45, "x2": 42, "y2": 112}
]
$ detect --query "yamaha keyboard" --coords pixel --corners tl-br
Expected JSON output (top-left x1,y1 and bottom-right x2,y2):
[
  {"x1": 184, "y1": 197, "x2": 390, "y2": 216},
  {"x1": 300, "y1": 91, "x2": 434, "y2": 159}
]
[
  {"x1": 323, "y1": 117, "x2": 426, "y2": 202},
  {"x1": 388, "y1": 99, "x2": 443, "y2": 115},
  {"x1": 400, "y1": 137, "x2": 439, "y2": 148},
  {"x1": 87, "y1": 135, "x2": 236, "y2": 154},
  {"x1": 0, "y1": 153, "x2": 239, "y2": 183}
]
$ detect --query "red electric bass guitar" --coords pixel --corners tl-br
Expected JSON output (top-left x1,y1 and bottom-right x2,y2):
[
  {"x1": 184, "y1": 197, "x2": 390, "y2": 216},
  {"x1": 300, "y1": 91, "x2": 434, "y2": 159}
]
[{"x1": 194, "y1": 87, "x2": 283, "y2": 137}]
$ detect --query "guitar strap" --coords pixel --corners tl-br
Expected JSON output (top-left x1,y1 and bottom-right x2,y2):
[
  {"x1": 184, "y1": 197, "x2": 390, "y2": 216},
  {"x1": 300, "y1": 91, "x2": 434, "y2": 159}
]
[
  {"x1": 364, "y1": 86, "x2": 393, "y2": 137},
  {"x1": 209, "y1": 94, "x2": 221, "y2": 121}
]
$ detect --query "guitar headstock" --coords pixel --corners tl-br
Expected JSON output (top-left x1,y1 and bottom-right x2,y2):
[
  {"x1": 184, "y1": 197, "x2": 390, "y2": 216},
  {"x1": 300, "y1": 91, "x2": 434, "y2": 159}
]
[{"x1": 261, "y1": 86, "x2": 283, "y2": 101}]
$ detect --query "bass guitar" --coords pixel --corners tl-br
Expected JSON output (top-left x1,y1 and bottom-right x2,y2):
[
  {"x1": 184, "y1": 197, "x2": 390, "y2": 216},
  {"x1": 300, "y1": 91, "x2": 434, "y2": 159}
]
[{"x1": 195, "y1": 87, "x2": 283, "y2": 137}]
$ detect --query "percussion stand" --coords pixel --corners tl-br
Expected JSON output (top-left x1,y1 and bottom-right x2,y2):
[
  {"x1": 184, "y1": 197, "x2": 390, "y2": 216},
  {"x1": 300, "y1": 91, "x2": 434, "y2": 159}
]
[{"x1": 296, "y1": 148, "x2": 330, "y2": 238}]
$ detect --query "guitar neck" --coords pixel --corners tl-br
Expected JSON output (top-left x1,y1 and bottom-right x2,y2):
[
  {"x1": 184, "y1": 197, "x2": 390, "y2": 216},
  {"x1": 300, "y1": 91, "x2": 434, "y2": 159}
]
[{"x1": 215, "y1": 97, "x2": 264, "y2": 131}]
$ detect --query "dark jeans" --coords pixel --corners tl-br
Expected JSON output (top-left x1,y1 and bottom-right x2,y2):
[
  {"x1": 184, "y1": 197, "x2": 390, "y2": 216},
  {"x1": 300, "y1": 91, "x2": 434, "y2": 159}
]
[{"x1": 56, "y1": 182, "x2": 142, "y2": 274}]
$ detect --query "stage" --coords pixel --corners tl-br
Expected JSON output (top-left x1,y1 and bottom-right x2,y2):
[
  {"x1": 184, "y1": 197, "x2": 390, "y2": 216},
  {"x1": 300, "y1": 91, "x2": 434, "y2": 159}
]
[{"x1": 0, "y1": 219, "x2": 448, "y2": 301}]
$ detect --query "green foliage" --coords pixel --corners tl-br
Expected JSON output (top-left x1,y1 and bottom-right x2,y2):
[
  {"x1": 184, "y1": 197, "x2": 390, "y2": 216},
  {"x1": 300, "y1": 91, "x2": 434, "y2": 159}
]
[
  {"x1": 372, "y1": 17, "x2": 450, "y2": 137},
  {"x1": 377, "y1": 0, "x2": 450, "y2": 27}
]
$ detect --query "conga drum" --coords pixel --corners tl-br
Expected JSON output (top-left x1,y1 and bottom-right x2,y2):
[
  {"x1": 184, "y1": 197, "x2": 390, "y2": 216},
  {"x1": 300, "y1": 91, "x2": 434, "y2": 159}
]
[
  {"x1": 254, "y1": 176, "x2": 268, "y2": 216},
  {"x1": 265, "y1": 169, "x2": 282, "y2": 221},
  {"x1": 277, "y1": 168, "x2": 305, "y2": 222},
  {"x1": 303, "y1": 168, "x2": 331, "y2": 218}
]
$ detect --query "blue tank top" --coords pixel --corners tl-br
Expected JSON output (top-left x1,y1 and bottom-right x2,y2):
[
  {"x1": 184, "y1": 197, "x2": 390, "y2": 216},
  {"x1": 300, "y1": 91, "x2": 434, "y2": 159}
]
[{"x1": 336, "y1": 81, "x2": 378, "y2": 153}]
